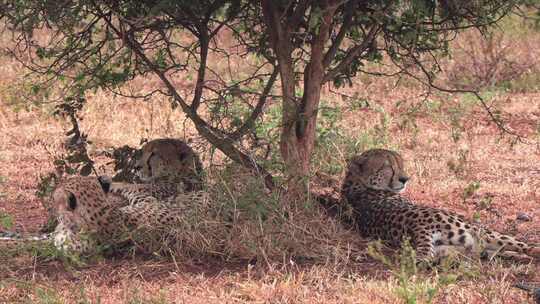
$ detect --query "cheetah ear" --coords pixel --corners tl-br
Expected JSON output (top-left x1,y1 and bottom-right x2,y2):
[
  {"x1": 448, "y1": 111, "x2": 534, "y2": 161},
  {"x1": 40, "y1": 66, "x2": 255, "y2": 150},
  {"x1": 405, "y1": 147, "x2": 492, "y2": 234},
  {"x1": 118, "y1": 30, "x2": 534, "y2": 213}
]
[
  {"x1": 67, "y1": 192, "x2": 77, "y2": 211},
  {"x1": 97, "y1": 175, "x2": 112, "y2": 193}
]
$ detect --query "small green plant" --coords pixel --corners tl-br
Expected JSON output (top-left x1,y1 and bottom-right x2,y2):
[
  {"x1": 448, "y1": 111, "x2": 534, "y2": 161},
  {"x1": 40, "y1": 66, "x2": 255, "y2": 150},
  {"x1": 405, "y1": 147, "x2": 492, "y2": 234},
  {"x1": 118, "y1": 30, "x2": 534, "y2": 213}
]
[
  {"x1": 477, "y1": 195, "x2": 493, "y2": 210},
  {"x1": 423, "y1": 99, "x2": 442, "y2": 113},
  {"x1": 499, "y1": 70, "x2": 540, "y2": 93},
  {"x1": 126, "y1": 288, "x2": 168, "y2": 304},
  {"x1": 373, "y1": 104, "x2": 392, "y2": 147},
  {"x1": 396, "y1": 102, "x2": 422, "y2": 147},
  {"x1": 472, "y1": 211, "x2": 482, "y2": 223},
  {"x1": 316, "y1": 101, "x2": 344, "y2": 147},
  {"x1": 76, "y1": 286, "x2": 100, "y2": 304},
  {"x1": 462, "y1": 181, "x2": 481, "y2": 202},
  {"x1": 36, "y1": 173, "x2": 59, "y2": 200},
  {"x1": 447, "y1": 149, "x2": 470, "y2": 178},
  {"x1": 33, "y1": 286, "x2": 64, "y2": 304},
  {"x1": 447, "y1": 106, "x2": 465, "y2": 143},
  {"x1": 0, "y1": 175, "x2": 6, "y2": 193},
  {"x1": 0, "y1": 211, "x2": 13, "y2": 230},
  {"x1": 254, "y1": 103, "x2": 284, "y2": 172},
  {"x1": 312, "y1": 101, "x2": 347, "y2": 175},
  {"x1": 368, "y1": 240, "x2": 460, "y2": 304}
]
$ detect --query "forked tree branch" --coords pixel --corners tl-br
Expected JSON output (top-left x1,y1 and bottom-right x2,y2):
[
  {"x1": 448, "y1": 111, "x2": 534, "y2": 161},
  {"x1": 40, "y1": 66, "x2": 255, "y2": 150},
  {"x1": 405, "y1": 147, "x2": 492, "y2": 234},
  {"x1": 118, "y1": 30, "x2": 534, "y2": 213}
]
[
  {"x1": 228, "y1": 65, "x2": 279, "y2": 140},
  {"x1": 322, "y1": 1, "x2": 354, "y2": 68},
  {"x1": 297, "y1": 1, "x2": 338, "y2": 137},
  {"x1": 323, "y1": 24, "x2": 382, "y2": 83},
  {"x1": 391, "y1": 52, "x2": 525, "y2": 142},
  {"x1": 95, "y1": 4, "x2": 276, "y2": 189}
]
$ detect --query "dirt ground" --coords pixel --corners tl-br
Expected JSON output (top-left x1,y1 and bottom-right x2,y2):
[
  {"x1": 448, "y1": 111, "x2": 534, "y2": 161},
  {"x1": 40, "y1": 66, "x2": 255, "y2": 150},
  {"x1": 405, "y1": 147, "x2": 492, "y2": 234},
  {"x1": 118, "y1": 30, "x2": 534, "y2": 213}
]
[{"x1": 1, "y1": 85, "x2": 539, "y2": 303}]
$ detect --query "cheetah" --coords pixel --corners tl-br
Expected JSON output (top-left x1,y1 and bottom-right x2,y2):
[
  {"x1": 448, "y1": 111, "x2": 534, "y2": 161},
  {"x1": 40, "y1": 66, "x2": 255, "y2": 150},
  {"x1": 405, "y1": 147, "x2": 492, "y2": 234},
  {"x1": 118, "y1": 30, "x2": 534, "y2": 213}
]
[
  {"x1": 26, "y1": 139, "x2": 205, "y2": 254},
  {"x1": 49, "y1": 175, "x2": 209, "y2": 255},
  {"x1": 341, "y1": 149, "x2": 540, "y2": 262},
  {"x1": 39, "y1": 138, "x2": 204, "y2": 235},
  {"x1": 108, "y1": 138, "x2": 205, "y2": 206}
]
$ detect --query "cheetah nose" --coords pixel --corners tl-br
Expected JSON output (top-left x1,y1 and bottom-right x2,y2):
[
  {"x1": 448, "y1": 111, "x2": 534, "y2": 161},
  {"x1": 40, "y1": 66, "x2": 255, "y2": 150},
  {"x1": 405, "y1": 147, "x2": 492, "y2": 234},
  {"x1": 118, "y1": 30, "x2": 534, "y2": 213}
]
[{"x1": 399, "y1": 176, "x2": 409, "y2": 184}]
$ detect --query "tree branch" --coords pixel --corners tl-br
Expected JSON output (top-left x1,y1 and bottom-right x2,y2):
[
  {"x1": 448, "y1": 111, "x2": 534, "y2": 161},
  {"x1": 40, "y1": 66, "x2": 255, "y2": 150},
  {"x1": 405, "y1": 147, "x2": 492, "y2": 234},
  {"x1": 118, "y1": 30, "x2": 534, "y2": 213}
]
[
  {"x1": 390, "y1": 51, "x2": 524, "y2": 142},
  {"x1": 297, "y1": 1, "x2": 338, "y2": 137},
  {"x1": 228, "y1": 65, "x2": 279, "y2": 140},
  {"x1": 323, "y1": 24, "x2": 381, "y2": 83},
  {"x1": 191, "y1": 26, "x2": 208, "y2": 111},
  {"x1": 96, "y1": 4, "x2": 276, "y2": 189},
  {"x1": 323, "y1": 1, "x2": 354, "y2": 68}
]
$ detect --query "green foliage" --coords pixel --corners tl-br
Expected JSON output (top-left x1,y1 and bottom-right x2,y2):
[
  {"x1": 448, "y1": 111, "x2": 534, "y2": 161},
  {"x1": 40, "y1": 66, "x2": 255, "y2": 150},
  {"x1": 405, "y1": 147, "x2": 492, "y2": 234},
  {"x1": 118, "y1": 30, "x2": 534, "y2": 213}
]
[
  {"x1": 126, "y1": 288, "x2": 167, "y2": 304},
  {"x1": 0, "y1": 175, "x2": 5, "y2": 201},
  {"x1": 367, "y1": 239, "x2": 484, "y2": 304},
  {"x1": 0, "y1": 240, "x2": 75, "y2": 269},
  {"x1": 316, "y1": 102, "x2": 343, "y2": 146},
  {"x1": 215, "y1": 163, "x2": 281, "y2": 223},
  {"x1": 254, "y1": 103, "x2": 284, "y2": 172},
  {"x1": 499, "y1": 71, "x2": 540, "y2": 93},
  {"x1": 309, "y1": 99, "x2": 401, "y2": 176},
  {"x1": 36, "y1": 172, "x2": 58, "y2": 199},
  {"x1": 368, "y1": 240, "x2": 442, "y2": 304},
  {"x1": 462, "y1": 181, "x2": 481, "y2": 203},
  {"x1": 0, "y1": 80, "x2": 53, "y2": 114},
  {"x1": 76, "y1": 286, "x2": 100, "y2": 304},
  {"x1": 447, "y1": 148, "x2": 470, "y2": 178},
  {"x1": 2, "y1": 279, "x2": 101, "y2": 304},
  {"x1": 312, "y1": 102, "x2": 345, "y2": 174},
  {"x1": 0, "y1": 0, "x2": 526, "y2": 184},
  {"x1": 0, "y1": 211, "x2": 13, "y2": 230},
  {"x1": 32, "y1": 286, "x2": 64, "y2": 304}
]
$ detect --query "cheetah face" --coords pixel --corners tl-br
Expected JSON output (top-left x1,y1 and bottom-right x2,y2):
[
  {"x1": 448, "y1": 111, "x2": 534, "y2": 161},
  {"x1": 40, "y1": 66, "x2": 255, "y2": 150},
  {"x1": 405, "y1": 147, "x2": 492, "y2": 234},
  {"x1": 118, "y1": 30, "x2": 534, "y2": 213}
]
[
  {"x1": 134, "y1": 139, "x2": 203, "y2": 188},
  {"x1": 343, "y1": 149, "x2": 409, "y2": 194},
  {"x1": 51, "y1": 176, "x2": 113, "y2": 252}
]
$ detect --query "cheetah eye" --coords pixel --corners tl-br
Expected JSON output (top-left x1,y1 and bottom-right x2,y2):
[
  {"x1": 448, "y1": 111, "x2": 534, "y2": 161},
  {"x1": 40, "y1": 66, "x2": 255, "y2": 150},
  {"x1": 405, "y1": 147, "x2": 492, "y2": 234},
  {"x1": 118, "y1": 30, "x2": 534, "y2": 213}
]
[
  {"x1": 399, "y1": 176, "x2": 409, "y2": 183},
  {"x1": 67, "y1": 192, "x2": 77, "y2": 211}
]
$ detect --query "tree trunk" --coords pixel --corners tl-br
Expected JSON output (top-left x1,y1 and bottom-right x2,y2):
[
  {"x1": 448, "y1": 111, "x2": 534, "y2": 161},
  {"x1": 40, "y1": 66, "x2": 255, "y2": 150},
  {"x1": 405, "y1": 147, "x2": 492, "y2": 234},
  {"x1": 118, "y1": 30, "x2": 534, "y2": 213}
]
[{"x1": 262, "y1": 0, "x2": 337, "y2": 202}]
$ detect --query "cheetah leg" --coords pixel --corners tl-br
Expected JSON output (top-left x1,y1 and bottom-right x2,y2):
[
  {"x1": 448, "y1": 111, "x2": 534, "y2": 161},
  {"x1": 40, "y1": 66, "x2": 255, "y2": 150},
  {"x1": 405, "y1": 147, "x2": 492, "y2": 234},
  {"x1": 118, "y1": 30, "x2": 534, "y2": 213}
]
[
  {"x1": 482, "y1": 249, "x2": 533, "y2": 262},
  {"x1": 480, "y1": 230, "x2": 539, "y2": 260},
  {"x1": 416, "y1": 232, "x2": 479, "y2": 263},
  {"x1": 433, "y1": 245, "x2": 474, "y2": 259},
  {"x1": 412, "y1": 234, "x2": 438, "y2": 263}
]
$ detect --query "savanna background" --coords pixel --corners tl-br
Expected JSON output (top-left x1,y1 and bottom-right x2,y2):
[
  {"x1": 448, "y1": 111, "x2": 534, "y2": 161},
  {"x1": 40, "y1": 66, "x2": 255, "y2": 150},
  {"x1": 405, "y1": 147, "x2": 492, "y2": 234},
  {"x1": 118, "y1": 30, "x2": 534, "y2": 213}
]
[{"x1": 0, "y1": 3, "x2": 540, "y2": 304}]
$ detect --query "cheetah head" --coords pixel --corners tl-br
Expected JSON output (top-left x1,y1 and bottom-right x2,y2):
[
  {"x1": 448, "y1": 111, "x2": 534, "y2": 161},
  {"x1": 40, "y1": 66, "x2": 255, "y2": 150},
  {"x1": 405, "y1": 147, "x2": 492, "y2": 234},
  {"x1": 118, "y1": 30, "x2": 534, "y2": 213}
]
[
  {"x1": 134, "y1": 138, "x2": 204, "y2": 191},
  {"x1": 50, "y1": 175, "x2": 114, "y2": 253},
  {"x1": 341, "y1": 149, "x2": 409, "y2": 198}
]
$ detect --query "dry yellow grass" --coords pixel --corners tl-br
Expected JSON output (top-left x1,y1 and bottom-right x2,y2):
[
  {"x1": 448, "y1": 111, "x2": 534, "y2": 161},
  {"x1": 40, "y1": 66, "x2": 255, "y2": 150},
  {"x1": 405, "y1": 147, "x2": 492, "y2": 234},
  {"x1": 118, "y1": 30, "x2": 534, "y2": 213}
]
[{"x1": 1, "y1": 19, "x2": 540, "y2": 304}]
